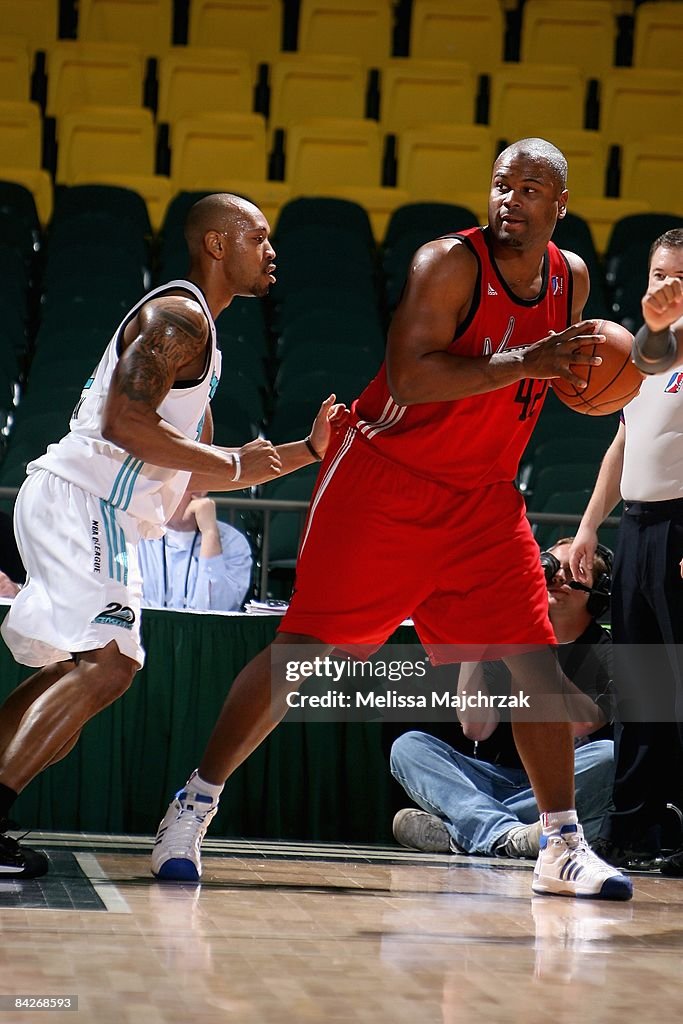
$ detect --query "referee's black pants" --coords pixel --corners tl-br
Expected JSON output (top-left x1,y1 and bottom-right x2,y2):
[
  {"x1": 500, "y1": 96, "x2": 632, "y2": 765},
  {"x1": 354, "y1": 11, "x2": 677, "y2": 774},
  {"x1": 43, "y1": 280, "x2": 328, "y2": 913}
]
[{"x1": 601, "y1": 499, "x2": 683, "y2": 850}]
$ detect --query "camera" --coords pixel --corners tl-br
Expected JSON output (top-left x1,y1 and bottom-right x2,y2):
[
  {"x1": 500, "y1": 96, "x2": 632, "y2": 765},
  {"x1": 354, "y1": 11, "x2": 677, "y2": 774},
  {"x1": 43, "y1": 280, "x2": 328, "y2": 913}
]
[{"x1": 540, "y1": 550, "x2": 561, "y2": 585}]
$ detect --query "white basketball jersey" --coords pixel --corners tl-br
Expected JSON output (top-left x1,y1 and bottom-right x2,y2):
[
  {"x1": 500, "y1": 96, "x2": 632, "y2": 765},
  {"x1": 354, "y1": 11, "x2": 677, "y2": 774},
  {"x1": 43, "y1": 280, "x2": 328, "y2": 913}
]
[{"x1": 32, "y1": 280, "x2": 222, "y2": 538}]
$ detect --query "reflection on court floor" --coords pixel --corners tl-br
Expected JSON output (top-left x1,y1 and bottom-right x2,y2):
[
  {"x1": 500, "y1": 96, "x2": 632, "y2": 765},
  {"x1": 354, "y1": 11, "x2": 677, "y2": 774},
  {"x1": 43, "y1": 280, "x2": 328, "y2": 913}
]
[{"x1": 1, "y1": 834, "x2": 682, "y2": 1023}]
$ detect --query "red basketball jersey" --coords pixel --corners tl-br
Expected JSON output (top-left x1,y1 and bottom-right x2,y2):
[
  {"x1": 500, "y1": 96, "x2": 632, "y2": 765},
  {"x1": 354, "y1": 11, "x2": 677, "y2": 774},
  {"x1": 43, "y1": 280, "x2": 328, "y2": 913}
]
[{"x1": 350, "y1": 226, "x2": 574, "y2": 488}]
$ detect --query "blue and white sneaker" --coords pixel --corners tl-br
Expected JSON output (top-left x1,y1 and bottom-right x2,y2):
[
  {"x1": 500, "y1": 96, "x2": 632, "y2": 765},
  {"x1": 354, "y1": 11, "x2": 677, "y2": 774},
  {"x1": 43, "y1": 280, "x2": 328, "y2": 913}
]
[
  {"x1": 151, "y1": 776, "x2": 218, "y2": 882},
  {"x1": 532, "y1": 823, "x2": 633, "y2": 900}
]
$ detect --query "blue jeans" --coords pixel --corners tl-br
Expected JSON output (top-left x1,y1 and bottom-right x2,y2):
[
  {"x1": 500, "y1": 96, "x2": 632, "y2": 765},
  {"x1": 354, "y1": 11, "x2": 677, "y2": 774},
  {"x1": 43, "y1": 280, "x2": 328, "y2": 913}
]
[{"x1": 390, "y1": 731, "x2": 615, "y2": 854}]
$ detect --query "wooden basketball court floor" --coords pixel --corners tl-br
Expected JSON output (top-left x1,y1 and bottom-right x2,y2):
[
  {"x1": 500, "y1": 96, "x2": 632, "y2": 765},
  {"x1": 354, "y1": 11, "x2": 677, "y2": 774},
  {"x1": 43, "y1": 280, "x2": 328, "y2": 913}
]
[{"x1": 2, "y1": 832, "x2": 683, "y2": 1024}]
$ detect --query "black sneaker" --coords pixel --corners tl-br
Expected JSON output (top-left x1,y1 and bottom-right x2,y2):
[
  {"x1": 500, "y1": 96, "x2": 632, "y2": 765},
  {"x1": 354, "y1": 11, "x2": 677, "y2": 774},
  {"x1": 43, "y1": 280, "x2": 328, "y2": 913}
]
[
  {"x1": 591, "y1": 837, "x2": 663, "y2": 872},
  {"x1": 659, "y1": 847, "x2": 683, "y2": 877},
  {"x1": 0, "y1": 822, "x2": 48, "y2": 879}
]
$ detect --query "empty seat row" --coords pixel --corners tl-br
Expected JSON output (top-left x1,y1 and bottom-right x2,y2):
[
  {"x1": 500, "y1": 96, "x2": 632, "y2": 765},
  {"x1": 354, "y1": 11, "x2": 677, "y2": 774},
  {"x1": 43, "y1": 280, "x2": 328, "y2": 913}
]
[
  {"x1": 6, "y1": 1, "x2": 683, "y2": 73},
  {"x1": 9, "y1": 35, "x2": 683, "y2": 142}
]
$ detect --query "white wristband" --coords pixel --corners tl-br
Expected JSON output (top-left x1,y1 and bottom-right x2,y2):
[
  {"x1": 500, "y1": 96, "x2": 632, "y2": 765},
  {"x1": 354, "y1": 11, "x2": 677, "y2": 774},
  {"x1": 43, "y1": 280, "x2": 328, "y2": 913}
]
[{"x1": 231, "y1": 451, "x2": 241, "y2": 482}]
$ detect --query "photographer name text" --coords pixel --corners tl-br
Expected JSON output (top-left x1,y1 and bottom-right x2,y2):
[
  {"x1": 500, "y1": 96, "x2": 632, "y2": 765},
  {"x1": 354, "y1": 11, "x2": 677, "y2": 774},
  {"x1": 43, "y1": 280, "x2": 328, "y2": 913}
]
[{"x1": 285, "y1": 690, "x2": 530, "y2": 710}]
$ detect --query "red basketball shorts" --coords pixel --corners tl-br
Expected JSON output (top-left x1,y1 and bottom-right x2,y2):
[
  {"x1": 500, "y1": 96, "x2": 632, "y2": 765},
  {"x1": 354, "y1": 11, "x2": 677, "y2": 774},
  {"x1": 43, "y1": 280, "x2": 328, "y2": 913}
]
[{"x1": 279, "y1": 427, "x2": 555, "y2": 661}]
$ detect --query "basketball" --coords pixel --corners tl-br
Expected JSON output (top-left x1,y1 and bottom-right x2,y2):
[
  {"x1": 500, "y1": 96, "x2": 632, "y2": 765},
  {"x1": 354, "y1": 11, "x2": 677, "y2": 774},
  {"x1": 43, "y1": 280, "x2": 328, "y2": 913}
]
[{"x1": 552, "y1": 319, "x2": 644, "y2": 415}]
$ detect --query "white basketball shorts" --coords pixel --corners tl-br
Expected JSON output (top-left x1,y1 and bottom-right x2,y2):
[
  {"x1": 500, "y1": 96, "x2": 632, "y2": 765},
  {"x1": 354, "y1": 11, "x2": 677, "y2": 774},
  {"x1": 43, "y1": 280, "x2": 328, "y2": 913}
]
[{"x1": 1, "y1": 468, "x2": 145, "y2": 668}]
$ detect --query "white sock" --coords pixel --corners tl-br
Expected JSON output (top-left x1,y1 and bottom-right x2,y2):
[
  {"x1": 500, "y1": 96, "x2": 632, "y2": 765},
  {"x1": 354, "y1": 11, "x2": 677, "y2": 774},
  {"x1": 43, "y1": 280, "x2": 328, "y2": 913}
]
[
  {"x1": 541, "y1": 809, "x2": 578, "y2": 835},
  {"x1": 186, "y1": 769, "x2": 224, "y2": 803}
]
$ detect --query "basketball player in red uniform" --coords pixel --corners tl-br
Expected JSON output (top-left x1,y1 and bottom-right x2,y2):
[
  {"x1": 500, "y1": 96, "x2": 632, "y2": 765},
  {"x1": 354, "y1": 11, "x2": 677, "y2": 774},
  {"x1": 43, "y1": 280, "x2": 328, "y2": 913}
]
[{"x1": 153, "y1": 138, "x2": 632, "y2": 900}]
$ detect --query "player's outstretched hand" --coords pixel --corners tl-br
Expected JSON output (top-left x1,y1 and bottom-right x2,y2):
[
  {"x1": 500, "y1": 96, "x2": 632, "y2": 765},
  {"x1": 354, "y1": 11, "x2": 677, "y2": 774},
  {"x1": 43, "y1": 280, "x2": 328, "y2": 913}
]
[
  {"x1": 521, "y1": 320, "x2": 604, "y2": 389},
  {"x1": 568, "y1": 525, "x2": 598, "y2": 586},
  {"x1": 642, "y1": 277, "x2": 683, "y2": 332},
  {"x1": 233, "y1": 438, "x2": 282, "y2": 486},
  {"x1": 308, "y1": 394, "x2": 350, "y2": 460}
]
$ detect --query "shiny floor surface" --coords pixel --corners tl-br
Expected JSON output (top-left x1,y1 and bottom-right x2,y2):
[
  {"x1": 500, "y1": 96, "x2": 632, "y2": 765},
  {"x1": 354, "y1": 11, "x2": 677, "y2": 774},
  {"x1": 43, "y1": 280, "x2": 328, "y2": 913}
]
[{"x1": 1, "y1": 833, "x2": 683, "y2": 1023}]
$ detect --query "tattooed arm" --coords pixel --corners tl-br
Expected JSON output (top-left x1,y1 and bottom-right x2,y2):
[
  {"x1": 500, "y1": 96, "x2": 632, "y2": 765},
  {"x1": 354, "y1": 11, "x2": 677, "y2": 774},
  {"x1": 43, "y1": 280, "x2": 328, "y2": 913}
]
[{"x1": 101, "y1": 296, "x2": 280, "y2": 489}]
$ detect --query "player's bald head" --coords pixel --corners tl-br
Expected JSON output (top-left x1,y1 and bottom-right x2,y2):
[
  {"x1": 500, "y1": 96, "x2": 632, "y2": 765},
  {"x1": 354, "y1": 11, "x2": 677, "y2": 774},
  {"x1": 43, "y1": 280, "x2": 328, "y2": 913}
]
[
  {"x1": 184, "y1": 193, "x2": 265, "y2": 253},
  {"x1": 494, "y1": 138, "x2": 568, "y2": 192}
]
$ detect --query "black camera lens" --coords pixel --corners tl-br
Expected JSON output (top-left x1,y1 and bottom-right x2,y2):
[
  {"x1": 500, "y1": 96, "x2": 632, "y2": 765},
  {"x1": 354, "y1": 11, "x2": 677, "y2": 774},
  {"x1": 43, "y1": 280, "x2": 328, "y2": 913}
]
[{"x1": 539, "y1": 551, "x2": 561, "y2": 584}]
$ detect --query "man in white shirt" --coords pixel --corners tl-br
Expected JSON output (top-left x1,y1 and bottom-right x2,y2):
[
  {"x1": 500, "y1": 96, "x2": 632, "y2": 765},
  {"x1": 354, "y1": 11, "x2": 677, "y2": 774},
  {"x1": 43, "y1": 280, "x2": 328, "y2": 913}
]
[
  {"x1": 571, "y1": 228, "x2": 683, "y2": 873},
  {"x1": 138, "y1": 487, "x2": 252, "y2": 612}
]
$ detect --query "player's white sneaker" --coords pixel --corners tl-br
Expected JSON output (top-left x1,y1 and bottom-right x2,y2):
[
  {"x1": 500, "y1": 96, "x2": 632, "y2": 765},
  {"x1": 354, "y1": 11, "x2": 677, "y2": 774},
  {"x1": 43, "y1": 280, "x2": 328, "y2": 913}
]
[
  {"x1": 532, "y1": 823, "x2": 633, "y2": 900},
  {"x1": 151, "y1": 779, "x2": 218, "y2": 882}
]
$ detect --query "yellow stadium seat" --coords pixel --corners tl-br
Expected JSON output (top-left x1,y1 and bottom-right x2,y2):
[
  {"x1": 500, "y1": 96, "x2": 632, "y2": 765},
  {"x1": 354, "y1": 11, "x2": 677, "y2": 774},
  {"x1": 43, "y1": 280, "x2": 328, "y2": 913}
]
[
  {"x1": 269, "y1": 54, "x2": 366, "y2": 136},
  {"x1": 297, "y1": 0, "x2": 392, "y2": 67},
  {"x1": 0, "y1": 100, "x2": 43, "y2": 170},
  {"x1": 0, "y1": 168, "x2": 52, "y2": 224},
  {"x1": 284, "y1": 118, "x2": 407, "y2": 238},
  {"x1": 157, "y1": 47, "x2": 253, "y2": 125},
  {"x1": 396, "y1": 123, "x2": 494, "y2": 219},
  {"x1": 599, "y1": 68, "x2": 683, "y2": 147},
  {"x1": 540, "y1": 129, "x2": 609, "y2": 198},
  {"x1": 634, "y1": 2, "x2": 683, "y2": 71},
  {"x1": 46, "y1": 42, "x2": 145, "y2": 120},
  {"x1": 570, "y1": 196, "x2": 652, "y2": 255},
  {"x1": 169, "y1": 115, "x2": 291, "y2": 226},
  {"x1": 379, "y1": 58, "x2": 476, "y2": 134},
  {"x1": 56, "y1": 106, "x2": 156, "y2": 183},
  {"x1": 0, "y1": 0, "x2": 58, "y2": 53},
  {"x1": 520, "y1": 0, "x2": 616, "y2": 79},
  {"x1": 409, "y1": 0, "x2": 505, "y2": 76},
  {"x1": 77, "y1": 0, "x2": 173, "y2": 59},
  {"x1": 0, "y1": 99, "x2": 51, "y2": 223},
  {"x1": 621, "y1": 135, "x2": 683, "y2": 217},
  {"x1": 0, "y1": 37, "x2": 31, "y2": 102},
  {"x1": 489, "y1": 65, "x2": 586, "y2": 141},
  {"x1": 170, "y1": 112, "x2": 270, "y2": 187},
  {"x1": 286, "y1": 117, "x2": 383, "y2": 190},
  {"x1": 188, "y1": 0, "x2": 283, "y2": 67}
]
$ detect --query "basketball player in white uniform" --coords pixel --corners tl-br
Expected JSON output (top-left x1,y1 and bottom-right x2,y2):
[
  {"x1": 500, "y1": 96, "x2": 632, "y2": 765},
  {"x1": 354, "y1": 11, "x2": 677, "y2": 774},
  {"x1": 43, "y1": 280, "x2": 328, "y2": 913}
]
[{"x1": 0, "y1": 194, "x2": 342, "y2": 877}]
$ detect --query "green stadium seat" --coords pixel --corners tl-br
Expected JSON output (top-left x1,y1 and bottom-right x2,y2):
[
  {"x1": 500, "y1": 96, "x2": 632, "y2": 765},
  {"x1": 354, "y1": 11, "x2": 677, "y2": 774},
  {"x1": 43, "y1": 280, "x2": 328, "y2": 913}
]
[
  {"x1": 276, "y1": 341, "x2": 381, "y2": 383},
  {"x1": 210, "y1": 371, "x2": 266, "y2": 426},
  {"x1": 277, "y1": 309, "x2": 385, "y2": 359},
  {"x1": 0, "y1": 181, "x2": 41, "y2": 265},
  {"x1": 272, "y1": 285, "x2": 380, "y2": 333},
  {"x1": 215, "y1": 335, "x2": 267, "y2": 385},
  {"x1": 266, "y1": 399, "x2": 325, "y2": 444},
  {"x1": 209, "y1": 404, "x2": 260, "y2": 448},
  {"x1": 260, "y1": 463, "x2": 320, "y2": 565},
  {"x1": 552, "y1": 213, "x2": 610, "y2": 320},
  {"x1": 274, "y1": 366, "x2": 371, "y2": 408},
  {"x1": 274, "y1": 197, "x2": 375, "y2": 250},
  {"x1": 52, "y1": 184, "x2": 151, "y2": 237},
  {"x1": 33, "y1": 326, "x2": 111, "y2": 362},
  {"x1": 518, "y1": 435, "x2": 609, "y2": 497},
  {"x1": 526, "y1": 464, "x2": 600, "y2": 515},
  {"x1": 41, "y1": 245, "x2": 146, "y2": 298},
  {"x1": 214, "y1": 299, "x2": 269, "y2": 355},
  {"x1": 532, "y1": 488, "x2": 593, "y2": 550},
  {"x1": 382, "y1": 203, "x2": 480, "y2": 310},
  {"x1": 605, "y1": 213, "x2": 683, "y2": 331}
]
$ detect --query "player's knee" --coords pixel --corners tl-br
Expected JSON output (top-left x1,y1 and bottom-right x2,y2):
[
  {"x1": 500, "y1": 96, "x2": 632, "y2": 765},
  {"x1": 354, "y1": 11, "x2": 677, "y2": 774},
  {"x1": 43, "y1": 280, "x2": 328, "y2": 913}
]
[
  {"x1": 105, "y1": 659, "x2": 138, "y2": 701},
  {"x1": 83, "y1": 646, "x2": 138, "y2": 706}
]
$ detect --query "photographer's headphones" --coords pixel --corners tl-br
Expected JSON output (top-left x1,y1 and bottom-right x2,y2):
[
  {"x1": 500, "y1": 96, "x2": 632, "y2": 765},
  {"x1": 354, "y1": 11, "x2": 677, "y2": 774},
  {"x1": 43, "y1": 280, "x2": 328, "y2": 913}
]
[{"x1": 539, "y1": 543, "x2": 613, "y2": 619}]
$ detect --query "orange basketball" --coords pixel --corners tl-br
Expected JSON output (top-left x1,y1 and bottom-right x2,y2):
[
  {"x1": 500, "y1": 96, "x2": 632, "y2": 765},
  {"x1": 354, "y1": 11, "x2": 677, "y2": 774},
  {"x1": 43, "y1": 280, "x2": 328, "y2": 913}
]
[{"x1": 552, "y1": 319, "x2": 644, "y2": 416}]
